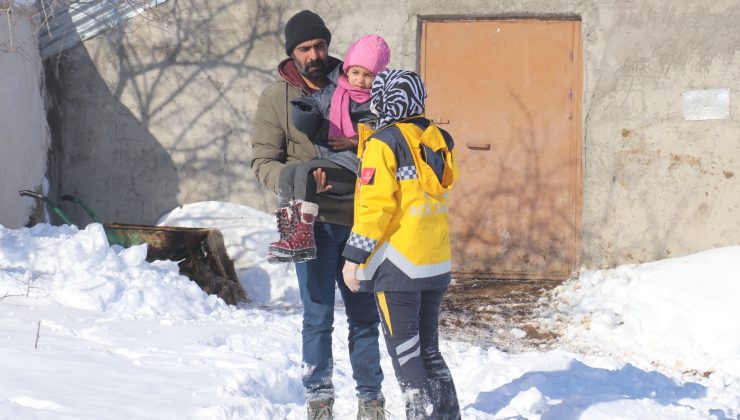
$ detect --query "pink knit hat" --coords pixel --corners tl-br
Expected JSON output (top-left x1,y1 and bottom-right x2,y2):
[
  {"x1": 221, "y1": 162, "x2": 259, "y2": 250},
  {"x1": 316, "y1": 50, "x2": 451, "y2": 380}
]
[{"x1": 342, "y1": 34, "x2": 391, "y2": 74}]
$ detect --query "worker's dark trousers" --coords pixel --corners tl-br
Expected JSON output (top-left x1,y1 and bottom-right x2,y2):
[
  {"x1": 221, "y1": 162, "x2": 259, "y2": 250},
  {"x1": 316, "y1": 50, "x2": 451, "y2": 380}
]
[{"x1": 375, "y1": 288, "x2": 461, "y2": 420}]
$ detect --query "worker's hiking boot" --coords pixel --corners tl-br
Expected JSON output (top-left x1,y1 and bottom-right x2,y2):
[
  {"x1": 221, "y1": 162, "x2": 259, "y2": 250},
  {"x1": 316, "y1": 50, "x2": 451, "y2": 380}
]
[
  {"x1": 307, "y1": 398, "x2": 334, "y2": 420},
  {"x1": 267, "y1": 200, "x2": 318, "y2": 263},
  {"x1": 357, "y1": 399, "x2": 388, "y2": 420}
]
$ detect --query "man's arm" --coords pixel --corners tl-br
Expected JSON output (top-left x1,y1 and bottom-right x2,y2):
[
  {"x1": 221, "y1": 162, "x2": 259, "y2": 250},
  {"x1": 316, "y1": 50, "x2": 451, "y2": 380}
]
[
  {"x1": 250, "y1": 85, "x2": 288, "y2": 194},
  {"x1": 291, "y1": 94, "x2": 324, "y2": 140}
]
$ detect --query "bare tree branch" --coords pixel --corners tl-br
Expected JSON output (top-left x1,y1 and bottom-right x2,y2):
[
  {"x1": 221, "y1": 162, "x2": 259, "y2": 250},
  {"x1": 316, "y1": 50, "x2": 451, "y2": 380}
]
[
  {"x1": 1, "y1": 0, "x2": 167, "y2": 58},
  {"x1": 34, "y1": 320, "x2": 41, "y2": 349},
  {"x1": 0, "y1": 272, "x2": 36, "y2": 300}
]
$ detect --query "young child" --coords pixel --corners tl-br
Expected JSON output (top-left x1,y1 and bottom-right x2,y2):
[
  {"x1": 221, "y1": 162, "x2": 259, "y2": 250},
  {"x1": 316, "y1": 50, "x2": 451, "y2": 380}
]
[
  {"x1": 268, "y1": 34, "x2": 391, "y2": 263},
  {"x1": 341, "y1": 69, "x2": 461, "y2": 419}
]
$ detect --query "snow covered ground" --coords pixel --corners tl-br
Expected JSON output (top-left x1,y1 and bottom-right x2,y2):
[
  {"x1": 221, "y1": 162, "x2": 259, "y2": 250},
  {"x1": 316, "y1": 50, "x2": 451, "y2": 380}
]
[{"x1": 1, "y1": 201, "x2": 738, "y2": 419}]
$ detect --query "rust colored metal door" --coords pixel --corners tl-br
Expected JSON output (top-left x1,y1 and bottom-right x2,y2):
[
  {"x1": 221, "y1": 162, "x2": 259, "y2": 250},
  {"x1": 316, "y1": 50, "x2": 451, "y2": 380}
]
[{"x1": 421, "y1": 19, "x2": 583, "y2": 280}]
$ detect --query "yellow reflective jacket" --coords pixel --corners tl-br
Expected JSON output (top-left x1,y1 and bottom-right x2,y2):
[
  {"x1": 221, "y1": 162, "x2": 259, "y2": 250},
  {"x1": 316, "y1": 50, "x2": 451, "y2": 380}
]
[{"x1": 342, "y1": 118, "x2": 459, "y2": 292}]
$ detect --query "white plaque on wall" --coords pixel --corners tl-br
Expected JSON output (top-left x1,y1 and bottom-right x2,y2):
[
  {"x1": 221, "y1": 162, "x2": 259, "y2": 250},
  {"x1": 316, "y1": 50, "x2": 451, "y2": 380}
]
[{"x1": 683, "y1": 88, "x2": 730, "y2": 120}]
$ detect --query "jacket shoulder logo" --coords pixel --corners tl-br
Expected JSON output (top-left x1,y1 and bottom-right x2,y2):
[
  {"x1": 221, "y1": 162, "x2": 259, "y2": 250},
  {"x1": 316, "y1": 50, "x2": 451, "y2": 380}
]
[{"x1": 361, "y1": 168, "x2": 375, "y2": 185}]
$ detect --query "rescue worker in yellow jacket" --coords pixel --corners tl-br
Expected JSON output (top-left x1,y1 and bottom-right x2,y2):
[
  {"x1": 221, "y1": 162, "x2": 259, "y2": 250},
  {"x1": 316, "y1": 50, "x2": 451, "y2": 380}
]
[{"x1": 342, "y1": 69, "x2": 461, "y2": 420}]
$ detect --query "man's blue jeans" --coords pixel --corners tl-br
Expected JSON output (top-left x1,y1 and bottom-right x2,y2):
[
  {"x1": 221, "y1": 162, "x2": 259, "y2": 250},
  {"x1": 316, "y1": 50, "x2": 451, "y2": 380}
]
[{"x1": 295, "y1": 221, "x2": 384, "y2": 401}]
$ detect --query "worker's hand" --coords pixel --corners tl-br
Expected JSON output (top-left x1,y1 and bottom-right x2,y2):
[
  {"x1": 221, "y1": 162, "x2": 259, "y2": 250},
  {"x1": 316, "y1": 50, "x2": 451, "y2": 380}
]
[
  {"x1": 313, "y1": 168, "x2": 333, "y2": 194},
  {"x1": 342, "y1": 261, "x2": 361, "y2": 292},
  {"x1": 327, "y1": 135, "x2": 358, "y2": 151}
]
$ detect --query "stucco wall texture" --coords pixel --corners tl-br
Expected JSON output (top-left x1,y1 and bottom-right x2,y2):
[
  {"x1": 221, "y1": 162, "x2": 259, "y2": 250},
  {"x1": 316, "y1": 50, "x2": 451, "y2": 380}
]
[
  {"x1": 45, "y1": 0, "x2": 740, "y2": 269},
  {"x1": 1, "y1": 11, "x2": 49, "y2": 228}
]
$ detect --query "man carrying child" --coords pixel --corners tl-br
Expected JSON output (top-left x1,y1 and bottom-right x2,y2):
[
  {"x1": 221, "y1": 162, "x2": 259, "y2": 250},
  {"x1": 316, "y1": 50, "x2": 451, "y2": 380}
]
[{"x1": 250, "y1": 9, "x2": 386, "y2": 420}]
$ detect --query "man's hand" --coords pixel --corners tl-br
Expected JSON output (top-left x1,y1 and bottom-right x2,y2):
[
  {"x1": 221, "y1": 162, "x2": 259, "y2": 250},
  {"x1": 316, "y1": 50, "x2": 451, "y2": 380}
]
[
  {"x1": 313, "y1": 168, "x2": 333, "y2": 193},
  {"x1": 342, "y1": 261, "x2": 361, "y2": 292},
  {"x1": 327, "y1": 136, "x2": 358, "y2": 151}
]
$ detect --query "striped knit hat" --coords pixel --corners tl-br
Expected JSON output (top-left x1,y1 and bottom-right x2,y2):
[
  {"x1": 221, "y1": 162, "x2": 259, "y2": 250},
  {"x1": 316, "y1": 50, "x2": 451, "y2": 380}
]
[{"x1": 370, "y1": 69, "x2": 427, "y2": 129}]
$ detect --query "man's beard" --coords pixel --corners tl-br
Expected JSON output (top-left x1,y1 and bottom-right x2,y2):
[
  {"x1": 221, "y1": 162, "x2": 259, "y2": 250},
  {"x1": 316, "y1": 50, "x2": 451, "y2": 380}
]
[{"x1": 296, "y1": 59, "x2": 327, "y2": 79}]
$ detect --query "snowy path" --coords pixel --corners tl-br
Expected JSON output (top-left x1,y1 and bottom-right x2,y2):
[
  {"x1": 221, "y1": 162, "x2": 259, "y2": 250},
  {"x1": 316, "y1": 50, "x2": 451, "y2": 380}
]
[
  {"x1": 2, "y1": 295, "x2": 737, "y2": 419},
  {"x1": 2, "y1": 205, "x2": 739, "y2": 419}
]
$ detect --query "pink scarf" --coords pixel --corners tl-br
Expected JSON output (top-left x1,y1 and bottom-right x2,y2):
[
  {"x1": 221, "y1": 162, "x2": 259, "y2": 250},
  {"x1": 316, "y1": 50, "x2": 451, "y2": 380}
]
[{"x1": 328, "y1": 75, "x2": 371, "y2": 139}]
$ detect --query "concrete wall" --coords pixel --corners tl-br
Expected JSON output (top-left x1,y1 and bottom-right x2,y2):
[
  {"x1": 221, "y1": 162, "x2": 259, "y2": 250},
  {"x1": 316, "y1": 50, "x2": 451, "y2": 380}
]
[
  {"x1": 46, "y1": 0, "x2": 740, "y2": 268},
  {"x1": 1, "y1": 9, "x2": 49, "y2": 228}
]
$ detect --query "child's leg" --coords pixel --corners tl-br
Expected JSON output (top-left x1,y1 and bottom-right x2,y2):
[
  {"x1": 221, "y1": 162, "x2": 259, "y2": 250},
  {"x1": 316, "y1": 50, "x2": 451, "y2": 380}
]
[
  {"x1": 278, "y1": 160, "x2": 341, "y2": 206},
  {"x1": 277, "y1": 164, "x2": 301, "y2": 207},
  {"x1": 270, "y1": 163, "x2": 319, "y2": 264},
  {"x1": 319, "y1": 165, "x2": 356, "y2": 199},
  {"x1": 288, "y1": 161, "x2": 322, "y2": 204},
  {"x1": 269, "y1": 159, "x2": 355, "y2": 264},
  {"x1": 290, "y1": 159, "x2": 356, "y2": 202},
  {"x1": 296, "y1": 159, "x2": 357, "y2": 201}
]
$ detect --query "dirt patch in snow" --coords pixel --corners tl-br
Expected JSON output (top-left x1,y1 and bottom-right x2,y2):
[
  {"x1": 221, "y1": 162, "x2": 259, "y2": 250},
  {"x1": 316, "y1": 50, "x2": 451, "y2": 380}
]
[{"x1": 440, "y1": 278, "x2": 562, "y2": 353}]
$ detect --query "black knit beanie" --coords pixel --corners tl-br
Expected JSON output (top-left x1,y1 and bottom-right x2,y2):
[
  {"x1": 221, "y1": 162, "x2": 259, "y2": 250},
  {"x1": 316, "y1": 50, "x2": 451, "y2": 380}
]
[{"x1": 284, "y1": 10, "x2": 332, "y2": 56}]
